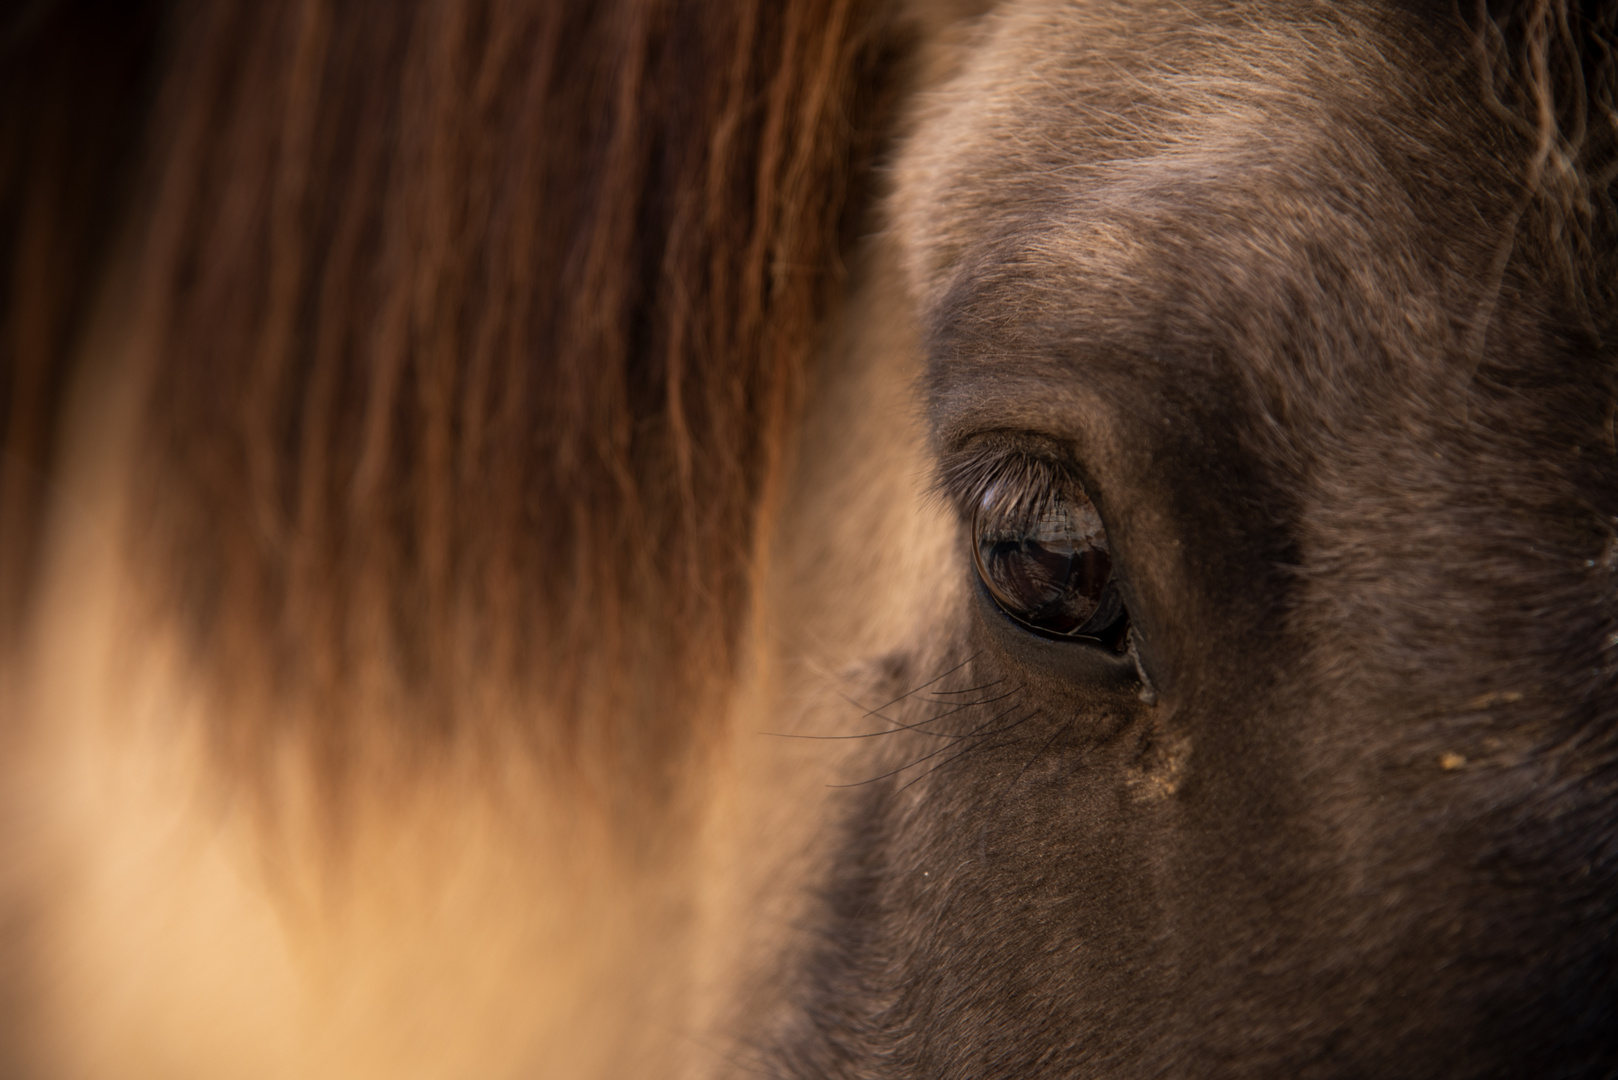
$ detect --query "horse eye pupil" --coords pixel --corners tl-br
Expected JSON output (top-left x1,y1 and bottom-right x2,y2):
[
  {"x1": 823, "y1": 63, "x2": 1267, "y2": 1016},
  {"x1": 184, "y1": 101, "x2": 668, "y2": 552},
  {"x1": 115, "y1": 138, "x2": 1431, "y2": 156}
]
[{"x1": 973, "y1": 490, "x2": 1121, "y2": 638}]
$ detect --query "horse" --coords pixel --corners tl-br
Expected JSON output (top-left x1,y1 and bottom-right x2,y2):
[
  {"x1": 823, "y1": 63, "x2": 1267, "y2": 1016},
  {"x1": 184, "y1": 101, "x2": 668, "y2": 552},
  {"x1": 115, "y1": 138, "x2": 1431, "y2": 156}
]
[{"x1": 1, "y1": 0, "x2": 1614, "y2": 1076}]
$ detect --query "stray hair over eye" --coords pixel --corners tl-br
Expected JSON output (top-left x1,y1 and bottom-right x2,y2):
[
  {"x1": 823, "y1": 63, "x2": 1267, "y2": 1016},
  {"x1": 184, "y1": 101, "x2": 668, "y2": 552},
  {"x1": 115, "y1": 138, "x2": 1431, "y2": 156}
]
[{"x1": 971, "y1": 471, "x2": 1125, "y2": 642}]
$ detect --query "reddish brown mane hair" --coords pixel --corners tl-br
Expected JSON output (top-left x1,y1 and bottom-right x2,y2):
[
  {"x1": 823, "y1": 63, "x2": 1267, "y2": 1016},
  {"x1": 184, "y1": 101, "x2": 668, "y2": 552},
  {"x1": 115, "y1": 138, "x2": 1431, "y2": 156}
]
[
  {"x1": 2, "y1": 0, "x2": 909, "y2": 799},
  {"x1": 0, "y1": 2, "x2": 161, "y2": 646}
]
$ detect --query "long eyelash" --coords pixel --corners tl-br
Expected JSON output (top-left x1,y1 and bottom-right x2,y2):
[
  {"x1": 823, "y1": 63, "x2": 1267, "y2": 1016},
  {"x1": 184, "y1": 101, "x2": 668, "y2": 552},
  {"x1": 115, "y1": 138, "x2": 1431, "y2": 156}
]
[{"x1": 937, "y1": 444, "x2": 1077, "y2": 523}]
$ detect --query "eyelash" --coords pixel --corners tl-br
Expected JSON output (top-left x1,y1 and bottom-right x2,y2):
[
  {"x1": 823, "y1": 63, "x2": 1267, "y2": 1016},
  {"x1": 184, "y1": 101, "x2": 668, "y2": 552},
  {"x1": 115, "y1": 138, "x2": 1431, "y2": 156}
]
[{"x1": 941, "y1": 445, "x2": 1073, "y2": 519}]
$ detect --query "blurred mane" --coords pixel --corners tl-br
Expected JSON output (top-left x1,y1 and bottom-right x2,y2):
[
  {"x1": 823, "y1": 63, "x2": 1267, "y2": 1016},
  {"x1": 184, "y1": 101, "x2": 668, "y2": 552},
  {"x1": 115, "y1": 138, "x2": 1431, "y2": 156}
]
[{"x1": 1, "y1": 0, "x2": 908, "y2": 801}]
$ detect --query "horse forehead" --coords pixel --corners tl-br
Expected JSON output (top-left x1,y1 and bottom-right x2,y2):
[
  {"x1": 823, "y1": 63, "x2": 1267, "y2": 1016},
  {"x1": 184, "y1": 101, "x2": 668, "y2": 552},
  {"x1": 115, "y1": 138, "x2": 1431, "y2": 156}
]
[
  {"x1": 894, "y1": 0, "x2": 1445, "y2": 313},
  {"x1": 894, "y1": 0, "x2": 1527, "y2": 487}
]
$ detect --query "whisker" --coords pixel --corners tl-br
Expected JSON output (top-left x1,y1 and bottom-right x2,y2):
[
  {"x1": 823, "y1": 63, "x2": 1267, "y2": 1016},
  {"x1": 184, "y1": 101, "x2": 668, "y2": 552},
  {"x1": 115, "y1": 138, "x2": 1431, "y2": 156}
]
[
  {"x1": 767, "y1": 678, "x2": 1018, "y2": 742},
  {"x1": 826, "y1": 700, "x2": 1034, "y2": 788},
  {"x1": 924, "y1": 680, "x2": 1006, "y2": 697},
  {"x1": 894, "y1": 719, "x2": 1042, "y2": 795},
  {"x1": 854, "y1": 653, "x2": 982, "y2": 719},
  {"x1": 886, "y1": 686, "x2": 1023, "y2": 733}
]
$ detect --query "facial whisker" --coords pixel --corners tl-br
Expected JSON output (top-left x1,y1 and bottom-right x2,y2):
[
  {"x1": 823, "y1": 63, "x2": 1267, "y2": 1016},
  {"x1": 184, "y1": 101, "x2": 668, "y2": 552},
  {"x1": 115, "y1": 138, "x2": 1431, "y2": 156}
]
[
  {"x1": 829, "y1": 701, "x2": 1037, "y2": 789},
  {"x1": 852, "y1": 653, "x2": 983, "y2": 720},
  {"x1": 894, "y1": 721, "x2": 1042, "y2": 795},
  {"x1": 772, "y1": 681, "x2": 1023, "y2": 742},
  {"x1": 904, "y1": 687, "x2": 1024, "y2": 732},
  {"x1": 924, "y1": 680, "x2": 1006, "y2": 697}
]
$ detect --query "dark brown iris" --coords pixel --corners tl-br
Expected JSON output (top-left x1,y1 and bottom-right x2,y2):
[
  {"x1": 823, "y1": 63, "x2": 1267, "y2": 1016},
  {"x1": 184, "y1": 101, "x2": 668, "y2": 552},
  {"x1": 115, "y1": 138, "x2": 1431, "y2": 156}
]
[{"x1": 972, "y1": 484, "x2": 1123, "y2": 638}]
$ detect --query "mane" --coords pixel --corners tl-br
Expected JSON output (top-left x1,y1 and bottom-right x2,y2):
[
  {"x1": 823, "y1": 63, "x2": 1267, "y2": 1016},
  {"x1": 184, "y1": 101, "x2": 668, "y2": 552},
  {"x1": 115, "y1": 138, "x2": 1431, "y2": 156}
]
[
  {"x1": 0, "y1": 1, "x2": 162, "y2": 647},
  {"x1": 1468, "y1": 0, "x2": 1618, "y2": 327},
  {"x1": 1, "y1": 0, "x2": 911, "y2": 806}
]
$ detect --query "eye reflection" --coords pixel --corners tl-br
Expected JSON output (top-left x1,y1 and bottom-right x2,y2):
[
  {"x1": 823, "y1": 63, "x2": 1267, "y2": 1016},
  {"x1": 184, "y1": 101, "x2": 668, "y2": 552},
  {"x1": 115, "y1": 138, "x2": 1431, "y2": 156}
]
[{"x1": 972, "y1": 483, "x2": 1124, "y2": 639}]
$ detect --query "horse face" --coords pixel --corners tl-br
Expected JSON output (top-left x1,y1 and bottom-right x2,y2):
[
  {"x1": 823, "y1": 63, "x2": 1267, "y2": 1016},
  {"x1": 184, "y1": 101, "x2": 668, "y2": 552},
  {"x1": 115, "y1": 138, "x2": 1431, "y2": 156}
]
[
  {"x1": 7, "y1": 1, "x2": 1615, "y2": 1076},
  {"x1": 764, "y1": 1, "x2": 1618, "y2": 1075}
]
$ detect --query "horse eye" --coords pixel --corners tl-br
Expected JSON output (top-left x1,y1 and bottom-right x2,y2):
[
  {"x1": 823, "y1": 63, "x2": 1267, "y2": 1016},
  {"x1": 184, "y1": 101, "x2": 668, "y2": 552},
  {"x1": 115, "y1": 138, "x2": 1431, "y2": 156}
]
[{"x1": 972, "y1": 484, "x2": 1125, "y2": 639}]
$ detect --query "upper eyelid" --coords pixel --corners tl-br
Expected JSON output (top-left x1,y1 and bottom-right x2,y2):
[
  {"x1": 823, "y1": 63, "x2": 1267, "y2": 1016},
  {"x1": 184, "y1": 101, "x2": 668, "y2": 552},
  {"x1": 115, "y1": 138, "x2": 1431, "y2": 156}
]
[{"x1": 936, "y1": 437, "x2": 1086, "y2": 519}]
